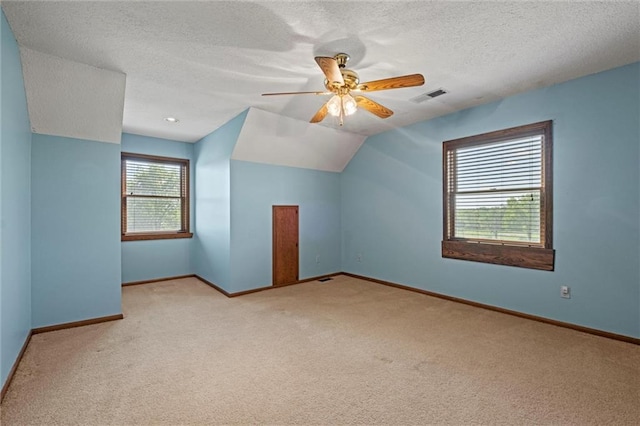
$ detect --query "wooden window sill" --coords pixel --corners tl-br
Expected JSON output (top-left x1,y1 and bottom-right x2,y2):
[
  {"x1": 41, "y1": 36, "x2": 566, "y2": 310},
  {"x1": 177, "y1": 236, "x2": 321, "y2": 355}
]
[
  {"x1": 122, "y1": 232, "x2": 193, "y2": 242},
  {"x1": 442, "y1": 240, "x2": 555, "y2": 271}
]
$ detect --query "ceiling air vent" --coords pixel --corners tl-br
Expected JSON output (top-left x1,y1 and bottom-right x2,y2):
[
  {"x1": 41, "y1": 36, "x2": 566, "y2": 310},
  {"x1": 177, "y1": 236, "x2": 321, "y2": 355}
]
[{"x1": 410, "y1": 88, "x2": 448, "y2": 103}]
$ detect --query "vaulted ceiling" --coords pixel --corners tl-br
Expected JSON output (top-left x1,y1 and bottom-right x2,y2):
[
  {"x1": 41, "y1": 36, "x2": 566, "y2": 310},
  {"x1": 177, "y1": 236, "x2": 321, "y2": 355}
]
[{"x1": 3, "y1": 1, "x2": 639, "y2": 143}]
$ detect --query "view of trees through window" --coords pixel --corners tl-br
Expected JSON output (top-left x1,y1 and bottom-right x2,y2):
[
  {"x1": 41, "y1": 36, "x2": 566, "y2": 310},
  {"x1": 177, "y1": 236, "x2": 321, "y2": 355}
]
[
  {"x1": 454, "y1": 192, "x2": 540, "y2": 243},
  {"x1": 122, "y1": 154, "x2": 189, "y2": 239},
  {"x1": 446, "y1": 132, "x2": 544, "y2": 246},
  {"x1": 126, "y1": 161, "x2": 181, "y2": 232}
]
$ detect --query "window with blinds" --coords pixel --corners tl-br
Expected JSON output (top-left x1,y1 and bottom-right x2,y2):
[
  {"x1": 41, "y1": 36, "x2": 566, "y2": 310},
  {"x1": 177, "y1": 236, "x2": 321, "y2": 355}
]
[
  {"x1": 442, "y1": 121, "x2": 554, "y2": 271},
  {"x1": 121, "y1": 153, "x2": 192, "y2": 241}
]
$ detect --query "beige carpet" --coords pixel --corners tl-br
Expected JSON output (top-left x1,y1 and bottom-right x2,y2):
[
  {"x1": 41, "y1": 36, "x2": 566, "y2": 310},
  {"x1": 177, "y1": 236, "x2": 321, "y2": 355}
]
[{"x1": 2, "y1": 275, "x2": 639, "y2": 425}]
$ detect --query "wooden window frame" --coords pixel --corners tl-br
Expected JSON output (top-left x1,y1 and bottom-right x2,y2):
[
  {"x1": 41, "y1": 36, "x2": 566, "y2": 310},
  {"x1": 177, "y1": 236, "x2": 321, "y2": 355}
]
[
  {"x1": 121, "y1": 152, "x2": 193, "y2": 241},
  {"x1": 442, "y1": 121, "x2": 555, "y2": 271}
]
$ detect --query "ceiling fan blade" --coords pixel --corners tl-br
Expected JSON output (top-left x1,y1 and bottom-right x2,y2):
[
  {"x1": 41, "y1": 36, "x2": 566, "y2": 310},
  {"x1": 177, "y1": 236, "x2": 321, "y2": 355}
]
[
  {"x1": 310, "y1": 101, "x2": 329, "y2": 123},
  {"x1": 356, "y1": 74, "x2": 425, "y2": 92},
  {"x1": 315, "y1": 56, "x2": 344, "y2": 86},
  {"x1": 262, "y1": 91, "x2": 330, "y2": 96},
  {"x1": 354, "y1": 96, "x2": 394, "y2": 119}
]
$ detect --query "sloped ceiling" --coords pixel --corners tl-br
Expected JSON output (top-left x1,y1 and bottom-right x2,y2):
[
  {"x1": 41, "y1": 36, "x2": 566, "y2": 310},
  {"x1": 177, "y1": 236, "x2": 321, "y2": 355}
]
[
  {"x1": 20, "y1": 48, "x2": 125, "y2": 144},
  {"x1": 2, "y1": 1, "x2": 639, "y2": 143},
  {"x1": 232, "y1": 108, "x2": 366, "y2": 172}
]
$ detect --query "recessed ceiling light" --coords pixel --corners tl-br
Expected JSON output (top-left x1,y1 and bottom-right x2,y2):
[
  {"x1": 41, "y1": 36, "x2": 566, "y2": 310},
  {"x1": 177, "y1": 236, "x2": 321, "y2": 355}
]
[{"x1": 164, "y1": 117, "x2": 179, "y2": 123}]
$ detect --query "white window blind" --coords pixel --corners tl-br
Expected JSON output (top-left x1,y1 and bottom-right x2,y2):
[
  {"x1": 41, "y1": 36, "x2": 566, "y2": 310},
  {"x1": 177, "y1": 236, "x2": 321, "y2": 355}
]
[
  {"x1": 445, "y1": 135, "x2": 547, "y2": 246},
  {"x1": 122, "y1": 154, "x2": 189, "y2": 236}
]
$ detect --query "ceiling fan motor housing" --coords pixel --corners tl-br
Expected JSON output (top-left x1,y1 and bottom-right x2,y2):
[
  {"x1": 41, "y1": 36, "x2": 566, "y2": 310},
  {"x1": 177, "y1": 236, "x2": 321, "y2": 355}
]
[
  {"x1": 325, "y1": 69, "x2": 359, "y2": 92},
  {"x1": 340, "y1": 69, "x2": 360, "y2": 90},
  {"x1": 324, "y1": 70, "x2": 360, "y2": 92},
  {"x1": 323, "y1": 53, "x2": 359, "y2": 92}
]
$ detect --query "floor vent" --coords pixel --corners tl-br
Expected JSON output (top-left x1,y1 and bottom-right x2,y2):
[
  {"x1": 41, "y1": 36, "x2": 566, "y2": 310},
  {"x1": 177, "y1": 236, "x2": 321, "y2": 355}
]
[{"x1": 318, "y1": 277, "x2": 333, "y2": 282}]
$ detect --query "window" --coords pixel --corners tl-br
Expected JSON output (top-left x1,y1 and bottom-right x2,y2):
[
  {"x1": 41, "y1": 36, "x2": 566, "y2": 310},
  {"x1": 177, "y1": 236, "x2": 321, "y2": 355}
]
[
  {"x1": 442, "y1": 121, "x2": 554, "y2": 270},
  {"x1": 121, "y1": 153, "x2": 192, "y2": 241}
]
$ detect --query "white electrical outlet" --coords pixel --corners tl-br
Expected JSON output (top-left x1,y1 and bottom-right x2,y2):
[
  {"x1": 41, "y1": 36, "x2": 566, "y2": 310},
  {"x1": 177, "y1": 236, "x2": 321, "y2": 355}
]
[
  {"x1": 316, "y1": 254, "x2": 320, "y2": 264},
  {"x1": 560, "y1": 286, "x2": 571, "y2": 299}
]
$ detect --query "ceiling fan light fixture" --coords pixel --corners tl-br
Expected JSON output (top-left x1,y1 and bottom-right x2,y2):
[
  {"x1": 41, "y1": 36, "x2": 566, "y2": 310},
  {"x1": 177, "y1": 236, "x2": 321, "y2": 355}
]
[
  {"x1": 326, "y1": 95, "x2": 341, "y2": 116},
  {"x1": 327, "y1": 94, "x2": 357, "y2": 117},
  {"x1": 342, "y1": 94, "x2": 357, "y2": 116}
]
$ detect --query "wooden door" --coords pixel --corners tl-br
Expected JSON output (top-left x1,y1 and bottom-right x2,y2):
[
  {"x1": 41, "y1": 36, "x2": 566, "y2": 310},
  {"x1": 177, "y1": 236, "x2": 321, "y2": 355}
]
[{"x1": 272, "y1": 205, "x2": 299, "y2": 286}]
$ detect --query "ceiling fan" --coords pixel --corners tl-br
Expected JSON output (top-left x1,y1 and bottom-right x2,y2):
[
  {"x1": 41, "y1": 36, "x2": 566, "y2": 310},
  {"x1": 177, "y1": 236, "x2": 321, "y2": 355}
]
[{"x1": 262, "y1": 53, "x2": 425, "y2": 126}]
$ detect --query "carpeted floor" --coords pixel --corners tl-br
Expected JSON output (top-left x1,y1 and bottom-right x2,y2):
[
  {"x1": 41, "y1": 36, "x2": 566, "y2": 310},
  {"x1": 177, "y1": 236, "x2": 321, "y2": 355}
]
[{"x1": 2, "y1": 275, "x2": 639, "y2": 425}]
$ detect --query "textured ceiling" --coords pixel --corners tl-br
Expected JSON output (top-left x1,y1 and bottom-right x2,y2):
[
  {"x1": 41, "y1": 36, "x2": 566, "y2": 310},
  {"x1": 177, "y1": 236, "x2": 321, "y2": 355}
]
[{"x1": 3, "y1": 1, "x2": 640, "y2": 143}]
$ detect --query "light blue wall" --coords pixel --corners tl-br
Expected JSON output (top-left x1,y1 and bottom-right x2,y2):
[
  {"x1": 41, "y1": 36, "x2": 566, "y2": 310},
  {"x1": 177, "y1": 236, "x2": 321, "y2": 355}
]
[
  {"x1": 192, "y1": 111, "x2": 247, "y2": 292},
  {"x1": 31, "y1": 134, "x2": 121, "y2": 328},
  {"x1": 0, "y1": 10, "x2": 32, "y2": 388},
  {"x1": 120, "y1": 133, "x2": 194, "y2": 283},
  {"x1": 230, "y1": 160, "x2": 341, "y2": 292},
  {"x1": 342, "y1": 62, "x2": 640, "y2": 338}
]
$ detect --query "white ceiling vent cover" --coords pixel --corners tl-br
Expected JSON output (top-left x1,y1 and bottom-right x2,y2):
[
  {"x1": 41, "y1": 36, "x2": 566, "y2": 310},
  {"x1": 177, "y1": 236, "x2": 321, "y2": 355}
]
[{"x1": 410, "y1": 89, "x2": 448, "y2": 104}]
